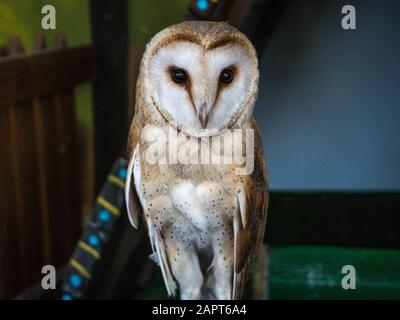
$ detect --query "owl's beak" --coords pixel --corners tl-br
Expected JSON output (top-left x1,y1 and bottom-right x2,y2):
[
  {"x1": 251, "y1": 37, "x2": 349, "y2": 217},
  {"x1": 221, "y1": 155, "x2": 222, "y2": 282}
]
[{"x1": 198, "y1": 102, "x2": 208, "y2": 129}]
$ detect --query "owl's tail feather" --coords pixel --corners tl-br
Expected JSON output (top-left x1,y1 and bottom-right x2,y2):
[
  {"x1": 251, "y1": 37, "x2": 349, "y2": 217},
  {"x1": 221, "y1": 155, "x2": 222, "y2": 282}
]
[{"x1": 151, "y1": 228, "x2": 178, "y2": 297}]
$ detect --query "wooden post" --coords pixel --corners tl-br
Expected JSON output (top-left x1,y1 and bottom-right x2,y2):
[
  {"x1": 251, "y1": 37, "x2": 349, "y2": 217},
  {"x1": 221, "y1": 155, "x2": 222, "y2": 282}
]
[
  {"x1": 237, "y1": 0, "x2": 288, "y2": 56},
  {"x1": 0, "y1": 34, "x2": 94, "y2": 299},
  {"x1": 184, "y1": 0, "x2": 287, "y2": 58},
  {"x1": 90, "y1": 0, "x2": 129, "y2": 193}
]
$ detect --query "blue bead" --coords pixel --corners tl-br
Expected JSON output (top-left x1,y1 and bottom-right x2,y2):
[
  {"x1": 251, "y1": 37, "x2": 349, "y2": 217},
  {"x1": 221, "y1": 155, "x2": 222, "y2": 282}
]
[
  {"x1": 69, "y1": 274, "x2": 82, "y2": 288},
  {"x1": 61, "y1": 293, "x2": 73, "y2": 300},
  {"x1": 197, "y1": 0, "x2": 209, "y2": 11},
  {"x1": 99, "y1": 210, "x2": 111, "y2": 222},
  {"x1": 88, "y1": 234, "x2": 100, "y2": 247},
  {"x1": 118, "y1": 168, "x2": 127, "y2": 179}
]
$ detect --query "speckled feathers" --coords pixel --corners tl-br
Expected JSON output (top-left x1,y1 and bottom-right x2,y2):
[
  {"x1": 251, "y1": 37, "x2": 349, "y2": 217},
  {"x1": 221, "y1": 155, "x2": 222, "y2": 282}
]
[{"x1": 126, "y1": 21, "x2": 268, "y2": 300}]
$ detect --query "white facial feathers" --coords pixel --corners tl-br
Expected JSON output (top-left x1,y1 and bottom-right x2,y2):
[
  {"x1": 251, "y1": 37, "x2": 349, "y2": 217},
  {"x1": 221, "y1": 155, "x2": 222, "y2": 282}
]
[
  {"x1": 148, "y1": 40, "x2": 258, "y2": 134},
  {"x1": 206, "y1": 44, "x2": 257, "y2": 129},
  {"x1": 149, "y1": 42, "x2": 203, "y2": 130}
]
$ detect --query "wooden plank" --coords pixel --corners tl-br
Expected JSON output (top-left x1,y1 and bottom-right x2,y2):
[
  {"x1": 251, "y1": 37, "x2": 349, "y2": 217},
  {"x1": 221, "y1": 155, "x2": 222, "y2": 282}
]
[
  {"x1": 53, "y1": 90, "x2": 82, "y2": 255},
  {"x1": 0, "y1": 105, "x2": 23, "y2": 299},
  {"x1": 32, "y1": 97, "x2": 52, "y2": 263},
  {"x1": 8, "y1": 99, "x2": 45, "y2": 289},
  {"x1": 90, "y1": 0, "x2": 129, "y2": 193},
  {"x1": 0, "y1": 34, "x2": 86, "y2": 299},
  {"x1": 34, "y1": 95, "x2": 70, "y2": 265},
  {"x1": 0, "y1": 45, "x2": 95, "y2": 105},
  {"x1": 2, "y1": 37, "x2": 44, "y2": 293},
  {"x1": 32, "y1": 91, "x2": 81, "y2": 266},
  {"x1": 54, "y1": 34, "x2": 82, "y2": 255},
  {"x1": 29, "y1": 34, "x2": 52, "y2": 265}
]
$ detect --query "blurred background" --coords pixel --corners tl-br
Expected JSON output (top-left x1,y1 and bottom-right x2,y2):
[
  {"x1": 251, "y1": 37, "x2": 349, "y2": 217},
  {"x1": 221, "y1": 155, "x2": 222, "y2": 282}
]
[{"x1": 0, "y1": 0, "x2": 399, "y2": 300}]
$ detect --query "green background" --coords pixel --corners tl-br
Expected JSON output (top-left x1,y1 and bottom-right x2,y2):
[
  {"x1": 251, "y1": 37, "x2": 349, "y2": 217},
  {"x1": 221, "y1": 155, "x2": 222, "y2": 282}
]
[
  {"x1": 0, "y1": 0, "x2": 187, "y2": 143},
  {"x1": 134, "y1": 247, "x2": 400, "y2": 299}
]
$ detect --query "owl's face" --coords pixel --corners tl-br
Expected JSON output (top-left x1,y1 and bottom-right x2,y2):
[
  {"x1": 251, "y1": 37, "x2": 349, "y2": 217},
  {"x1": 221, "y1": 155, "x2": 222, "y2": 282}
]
[{"x1": 142, "y1": 22, "x2": 259, "y2": 136}]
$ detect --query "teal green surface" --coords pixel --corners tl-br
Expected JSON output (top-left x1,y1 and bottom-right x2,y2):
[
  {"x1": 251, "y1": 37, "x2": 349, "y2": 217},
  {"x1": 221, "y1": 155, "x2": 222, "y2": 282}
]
[
  {"x1": 270, "y1": 246, "x2": 400, "y2": 299},
  {"x1": 134, "y1": 246, "x2": 400, "y2": 300}
]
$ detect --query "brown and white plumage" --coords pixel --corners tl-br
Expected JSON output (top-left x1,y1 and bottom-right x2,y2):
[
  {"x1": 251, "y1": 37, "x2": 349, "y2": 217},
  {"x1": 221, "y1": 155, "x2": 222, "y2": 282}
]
[{"x1": 125, "y1": 21, "x2": 268, "y2": 300}]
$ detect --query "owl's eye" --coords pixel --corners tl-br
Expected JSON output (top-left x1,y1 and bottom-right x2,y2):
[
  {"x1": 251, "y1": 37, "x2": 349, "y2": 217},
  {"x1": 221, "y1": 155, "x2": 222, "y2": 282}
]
[
  {"x1": 171, "y1": 68, "x2": 188, "y2": 84},
  {"x1": 219, "y1": 68, "x2": 235, "y2": 84}
]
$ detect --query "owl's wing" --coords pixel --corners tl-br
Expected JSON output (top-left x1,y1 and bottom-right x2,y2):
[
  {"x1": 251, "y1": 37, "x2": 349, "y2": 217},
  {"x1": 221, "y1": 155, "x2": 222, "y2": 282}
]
[
  {"x1": 232, "y1": 120, "x2": 269, "y2": 299},
  {"x1": 125, "y1": 118, "x2": 142, "y2": 228},
  {"x1": 125, "y1": 118, "x2": 178, "y2": 296}
]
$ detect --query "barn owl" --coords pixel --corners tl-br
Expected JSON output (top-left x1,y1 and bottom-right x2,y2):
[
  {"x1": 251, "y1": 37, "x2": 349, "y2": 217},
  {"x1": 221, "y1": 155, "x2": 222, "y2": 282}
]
[{"x1": 125, "y1": 21, "x2": 268, "y2": 300}]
